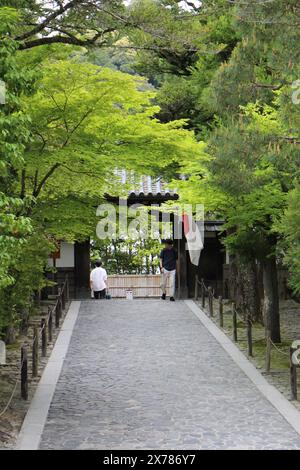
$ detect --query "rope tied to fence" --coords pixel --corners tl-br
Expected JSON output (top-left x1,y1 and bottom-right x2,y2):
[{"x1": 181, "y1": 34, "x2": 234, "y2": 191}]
[
  {"x1": 0, "y1": 324, "x2": 42, "y2": 417},
  {"x1": 269, "y1": 338, "x2": 290, "y2": 357},
  {"x1": 200, "y1": 279, "x2": 209, "y2": 293},
  {"x1": 0, "y1": 377, "x2": 19, "y2": 419},
  {"x1": 0, "y1": 323, "x2": 50, "y2": 418},
  {"x1": 0, "y1": 347, "x2": 27, "y2": 418},
  {"x1": 235, "y1": 308, "x2": 254, "y2": 326},
  {"x1": 197, "y1": 274, "x2": 300, "y2": 394},
  {"x1": 201, "y1": 279, "x2": 218, "y2": 299},
  {"x1": 0, "y1": 277, "x2": 69, "y2": 418}
]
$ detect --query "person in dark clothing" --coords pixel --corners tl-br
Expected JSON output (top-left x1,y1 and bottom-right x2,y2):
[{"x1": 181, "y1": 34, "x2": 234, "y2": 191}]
[{"x1": 160, "y1": 239, "x2": 178, "y2": 301}]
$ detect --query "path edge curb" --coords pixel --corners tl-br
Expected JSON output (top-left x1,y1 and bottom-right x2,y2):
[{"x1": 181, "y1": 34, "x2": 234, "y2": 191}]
[
  {"x1": 15, "y1": 301, "x2": 81, "y2": 450},
  {"x1": 185, "y1": 299, "x2": 300, "y2": 438}
]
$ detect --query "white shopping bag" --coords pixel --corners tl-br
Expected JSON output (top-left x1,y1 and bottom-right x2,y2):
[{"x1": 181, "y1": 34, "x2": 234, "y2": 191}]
[{"x1": 125, "y1": 290, "x2": 133, "y2": 300}]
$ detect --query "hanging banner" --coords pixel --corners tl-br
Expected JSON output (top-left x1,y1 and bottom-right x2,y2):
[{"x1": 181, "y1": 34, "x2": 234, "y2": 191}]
[{"x1": 182, "y1": 213, "x2": 203, "y2": 266}]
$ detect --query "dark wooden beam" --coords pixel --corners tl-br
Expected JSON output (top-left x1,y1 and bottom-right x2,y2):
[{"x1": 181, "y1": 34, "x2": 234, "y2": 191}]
[{"x1": 74, "y1": 240, "x2": 91, "y2": 298}]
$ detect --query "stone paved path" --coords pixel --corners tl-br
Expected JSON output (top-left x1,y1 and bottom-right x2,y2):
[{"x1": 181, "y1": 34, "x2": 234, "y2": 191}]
[{"x1": 39, "y1": 300, "x2": 300, "y2": 450}]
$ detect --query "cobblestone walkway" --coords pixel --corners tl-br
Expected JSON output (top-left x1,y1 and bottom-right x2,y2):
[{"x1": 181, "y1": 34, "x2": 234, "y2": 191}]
[{"x1": 39, "y1": 300, "x2": 300, "y2": 450}]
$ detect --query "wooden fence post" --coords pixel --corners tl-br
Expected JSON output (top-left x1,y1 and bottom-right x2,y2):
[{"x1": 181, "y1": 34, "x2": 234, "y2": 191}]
[
  {"x1": 223, "y1": 279, "x2": 229, "y2": 300},
  {"x1": 55, "y1": 300, "x2": 60, "y2": 328},
  {"x1": 48, "y1": 307, "x2": 53, "y2": 343},
  {"x1": 219, "y1": 296, "x2": 223, "y2": 328},
  {"x1": 59, "y1": 295, "x2": 63, "y2": 320},
  {"x1": 247, "y1": 314, "x2": 253, "y2": 357},
  {"x1": 208, "y1": 287, "x2": 213, "y2": 317},
  {"x1": 57, "y1": 288, "x2": 62, "y2": 319},
  {"x1": 232, "y1": 303, "x2": 238, "y2": 342},
  {"x1": 21, "y1": 346, "x2": 28, "y2": 400},
  {"x1": 265, "y1": 330, "x2": 271, "y2": 373},
  {"x1": 66, "y1": 276, "x2": 70, "y2": 303},
  {"x1": 201, "y1": 279, "x2": 205, "y2": 308},
  {"x1": 32, "y1": 326, "x2": 39, "y2": 378},
  {"x1": 61, "y1": 284, "x2": 66, "y2": 311},
  {"x1": 195, "y1": 274, "x2": 199, "y2": 301},
  {"x1": 41, "y1": 318, "x2": 47, "y2": 358}
]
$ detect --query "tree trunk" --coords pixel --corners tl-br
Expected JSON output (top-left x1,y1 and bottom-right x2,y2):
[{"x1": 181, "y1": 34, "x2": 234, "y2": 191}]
[
  {"x1": 257, "y1": 261, "x2": 264, "y2": 311},
  {"x1": 5, "y1": 326, "x2": 16, "y2": 345},
  {"x1": 263, "y1": 255, "x2": 281, "y2": 343},
  {"x1": 243, "y1": 260, "x2": 262, "y2": 323},
  {"x1": 228, "y1": 256, "x2": 239, "y2": 302},
  {"x1": 229, "y1": 257, "x2": 262, "y2": 322},
  {"x1": 19, "y1": 308, "x2": 30, "y2": 335}
]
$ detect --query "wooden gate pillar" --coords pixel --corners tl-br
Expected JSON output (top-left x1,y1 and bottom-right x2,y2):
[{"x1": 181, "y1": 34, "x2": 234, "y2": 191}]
[
  {"x1": 74, "y1": 240, "x2": 91, "y2": 298},
  {"x1": 174, "y1": 216, "x2": 188, "y2": 299}
]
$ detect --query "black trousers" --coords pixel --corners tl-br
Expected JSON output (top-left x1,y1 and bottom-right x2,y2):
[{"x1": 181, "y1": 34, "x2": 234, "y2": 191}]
[{"x1": 94, "y1": 289, "x2": 106, "y2": 299}]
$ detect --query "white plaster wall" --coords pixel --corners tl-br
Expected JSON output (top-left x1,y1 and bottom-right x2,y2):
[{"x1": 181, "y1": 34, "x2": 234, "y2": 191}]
[{"x1": 48, "y1": 242, "x2": 75, "y2": 268}]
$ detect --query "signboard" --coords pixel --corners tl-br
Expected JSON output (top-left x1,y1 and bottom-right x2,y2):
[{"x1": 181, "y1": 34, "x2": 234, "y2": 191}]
[{"x1": 51, "y1": 241, "x2": 61, "y2": 261}]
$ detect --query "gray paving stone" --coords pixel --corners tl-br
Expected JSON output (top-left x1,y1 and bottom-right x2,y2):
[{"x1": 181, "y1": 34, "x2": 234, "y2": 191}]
[{"x1": 39, "y1": 300, "x2": 300, "y2": 450}]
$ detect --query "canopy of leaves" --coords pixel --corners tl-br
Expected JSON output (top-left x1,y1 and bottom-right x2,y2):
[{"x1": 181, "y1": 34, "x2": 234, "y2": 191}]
[
  {"x1": 20, "y1": 58, "x2": 201, "y2": 218},
  {"x1": 169, "y1": 1, "x2": 300, "y2": 292},
  {"x1": 0, "y1": 8, "x2": 33, "y2": 291}
]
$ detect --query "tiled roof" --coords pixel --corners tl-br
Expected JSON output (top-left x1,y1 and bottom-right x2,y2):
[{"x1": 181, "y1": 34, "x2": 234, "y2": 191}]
[
  {"x1": 204, "y1": 221, "x2": 224, "y2": 232},
  {"x1": 116, "y1": 170, "x2": 177, "y2": 197}
]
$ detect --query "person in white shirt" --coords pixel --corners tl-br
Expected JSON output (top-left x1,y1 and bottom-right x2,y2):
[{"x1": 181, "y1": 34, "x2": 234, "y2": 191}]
[{"x1": 90, "y1": 260, "x2": 108, "y2": 299}]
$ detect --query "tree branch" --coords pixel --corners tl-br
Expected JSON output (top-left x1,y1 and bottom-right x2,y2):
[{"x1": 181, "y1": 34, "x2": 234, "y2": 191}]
[
  {"x1": 280, "y1": 136, "x2": 300, "y2": 144},
  {"x1": 61, "y1": 164, "x2": 104, "y2": 178},
  {"x1": 33, "y1": 169, "x2": 39, "y2": 195},
  {"x1": 19, "y1": 33, "x2": 106, "y2": 50},
  {"x1": 251, "y1": 81, "x2": 286, "y2": 90},
  {"x1": 16, "y1": 0, "x2": 84, "y2": 42},
  {"x1": 20, "y1": 169, "x2": 26, "y2": 199},
  {"x1": 33, "y1": 163, "x2": 61, "y2": 198}
]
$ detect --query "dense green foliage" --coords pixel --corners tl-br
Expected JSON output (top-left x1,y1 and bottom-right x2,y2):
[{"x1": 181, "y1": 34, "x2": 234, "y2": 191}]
[
  {"x1": 0, "y1": 1, "x2": 203, "y2": 339},
  {"x1": 1, "y1": 0, "x2": 300, "y2": 342},
  {"x1": 0, "y1": 8, "x2": 34, "y2": 331},
  {"x1": 92, "y1": 238, "x2": 161, "y2": 275},
  {"x1": 158, "y1": 0, "x2": 300, "y2": 339}
]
